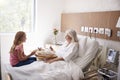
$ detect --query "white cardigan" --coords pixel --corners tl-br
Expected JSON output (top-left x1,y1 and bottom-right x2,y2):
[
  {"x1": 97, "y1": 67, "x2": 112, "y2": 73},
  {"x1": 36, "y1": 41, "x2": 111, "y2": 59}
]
[{"x1": 55, "y1": 41, "x2": 79, "y2": 62}]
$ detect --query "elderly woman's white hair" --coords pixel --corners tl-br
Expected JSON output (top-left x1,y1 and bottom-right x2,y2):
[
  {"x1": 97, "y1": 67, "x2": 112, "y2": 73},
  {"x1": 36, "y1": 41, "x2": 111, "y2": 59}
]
[{"x1": 65, "y1": 29, "x2": 78, "y2": 42}]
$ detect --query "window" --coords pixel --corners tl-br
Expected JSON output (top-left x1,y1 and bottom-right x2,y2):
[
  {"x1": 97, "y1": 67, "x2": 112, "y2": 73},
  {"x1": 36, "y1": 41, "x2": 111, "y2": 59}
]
[{"x1": 0, "y1": 0, "x2": 35, "y2": 33}]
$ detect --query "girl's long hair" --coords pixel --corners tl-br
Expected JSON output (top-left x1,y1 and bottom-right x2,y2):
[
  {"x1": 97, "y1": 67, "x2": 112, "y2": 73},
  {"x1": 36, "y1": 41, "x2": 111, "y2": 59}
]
[{"x1": 9, "y1": 31, "x2": 25, "y2": 53}]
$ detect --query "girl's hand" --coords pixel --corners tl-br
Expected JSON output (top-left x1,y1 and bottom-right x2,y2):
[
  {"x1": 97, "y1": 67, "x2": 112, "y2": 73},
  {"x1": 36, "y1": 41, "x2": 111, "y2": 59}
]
[
  {"x1": 31, "y1": 49, "x2": 37, "y2": 55},
  {"x1": 31, "y1": 52, "x2": 35, "y2": 55},
  {"x1": 35, "y1": 54, "x2": 38, "y2": 57}
]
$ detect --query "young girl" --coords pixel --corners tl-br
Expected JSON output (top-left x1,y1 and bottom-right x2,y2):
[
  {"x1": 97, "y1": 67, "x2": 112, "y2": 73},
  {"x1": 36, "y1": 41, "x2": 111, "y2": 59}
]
[{"x1": 9, "y1": 31, "x2": 37, "y2": 67}]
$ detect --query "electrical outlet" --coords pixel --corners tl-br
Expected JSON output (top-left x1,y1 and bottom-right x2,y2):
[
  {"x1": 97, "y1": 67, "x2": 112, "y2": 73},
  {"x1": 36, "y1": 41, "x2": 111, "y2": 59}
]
[
  {"x1": 84, "y1": 26, "x2": 88, "y2": 32},
  {"x1": 93, "y1": 27, "x2": 99, "y2": 33},
  {"x1": 81, "y1": 26, "x2": 84, "y2": 32},
  {"x1": 89, "y1": 27, "x2": 93, "y2": 33},
  {"x1": 105, "y1": 28, "x2": 112, "y2": 37},
  {"x1": 99, "y1": 28, "x2": 104, "y2": 34},
  {"x1": 117, "y1": 31, "x2": 120, "y2": 37}
]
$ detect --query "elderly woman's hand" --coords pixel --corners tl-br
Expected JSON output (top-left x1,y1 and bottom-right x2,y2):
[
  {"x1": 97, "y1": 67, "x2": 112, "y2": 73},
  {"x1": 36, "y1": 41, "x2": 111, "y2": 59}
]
[
  {"x1": 45, "y1": 57, "x2": 64, "y2": 63},
  {"x1": 46, "y1": 59, "x2": 55, "y2": 63}
]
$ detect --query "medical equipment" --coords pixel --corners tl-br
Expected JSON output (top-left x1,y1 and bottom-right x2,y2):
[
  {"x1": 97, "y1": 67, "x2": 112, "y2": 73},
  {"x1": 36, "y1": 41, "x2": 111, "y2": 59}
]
[{"x1": 98, "y1": 49, "x2": 119, "y2": 80}]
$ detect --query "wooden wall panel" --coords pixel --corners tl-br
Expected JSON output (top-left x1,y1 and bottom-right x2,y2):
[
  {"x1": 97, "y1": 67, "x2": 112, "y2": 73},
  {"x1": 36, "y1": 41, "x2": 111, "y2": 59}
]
[{"x1": 61, "y1": 11, "x2": 120, "y2": 42}]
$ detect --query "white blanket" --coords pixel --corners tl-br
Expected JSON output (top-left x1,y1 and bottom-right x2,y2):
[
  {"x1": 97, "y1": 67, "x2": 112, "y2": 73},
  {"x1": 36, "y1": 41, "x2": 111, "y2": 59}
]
[
  {"x1": 5, "y1": 38, "x2": 99, "y2": 80},
  {"x1": 6, "y1": 61, "x2": 84, "y2": 80}
]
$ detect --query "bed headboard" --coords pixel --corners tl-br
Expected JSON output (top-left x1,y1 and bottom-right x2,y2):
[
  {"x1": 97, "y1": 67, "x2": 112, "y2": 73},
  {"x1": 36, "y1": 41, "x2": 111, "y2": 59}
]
[{"x1": 61, "y1": 11, "x2": 120, "y2": 41}]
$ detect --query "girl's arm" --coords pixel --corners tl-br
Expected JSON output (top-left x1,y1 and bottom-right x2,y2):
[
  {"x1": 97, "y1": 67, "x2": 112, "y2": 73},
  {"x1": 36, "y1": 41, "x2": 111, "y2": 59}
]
[
  {"x1": 17, "y1": 51, "x2": 28, "y2": 61},
  {"x1": 17, "y1": 50, "x2": 36, "y2": 61}
]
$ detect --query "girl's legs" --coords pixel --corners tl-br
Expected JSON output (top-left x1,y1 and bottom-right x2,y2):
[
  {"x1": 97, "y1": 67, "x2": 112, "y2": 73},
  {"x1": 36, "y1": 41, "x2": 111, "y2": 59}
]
[
  {"x1": 28, "y1": 57, "x2": 36, "y2": 61},
  {"x1": 13, "y1": 57, "x2": 36, "y2": 67}
]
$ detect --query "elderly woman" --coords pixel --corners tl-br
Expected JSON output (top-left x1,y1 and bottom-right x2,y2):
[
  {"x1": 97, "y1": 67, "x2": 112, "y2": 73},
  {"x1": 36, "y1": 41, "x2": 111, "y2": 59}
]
[{"x1": 46, "y1": 29, "x2": 79, "y2": 63}]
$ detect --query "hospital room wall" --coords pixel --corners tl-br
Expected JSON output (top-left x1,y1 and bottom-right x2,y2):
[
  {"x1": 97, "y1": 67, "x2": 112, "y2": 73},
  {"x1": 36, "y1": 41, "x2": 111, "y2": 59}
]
[
  {"x1": 63, "y1": 0, "x2": 120, "y2": 79},
  {"x1": 63, "y1": 0, "x2": 120, "y2": 51},
  {"x1": 0, "y1": 0, "x2": 120, "y2": 79},
  {"x1": 64, "y1": 0, "x2": 120, "y2": 13},
  {"x1": 0, "y1": 0, "x2": 64, "y2": 63},
  {"x1": 0, "y1": 0, "x2": 65, "y2": 80},
  {"x1": 36, "y1": 0, "x2": 65, "y2": 45}
]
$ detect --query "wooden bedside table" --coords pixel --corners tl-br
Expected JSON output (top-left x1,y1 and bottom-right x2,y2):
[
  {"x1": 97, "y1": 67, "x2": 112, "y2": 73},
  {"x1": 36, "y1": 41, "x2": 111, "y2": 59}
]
[{"x1": 45, "y1": 44, "x2": 62, "y2": 51}]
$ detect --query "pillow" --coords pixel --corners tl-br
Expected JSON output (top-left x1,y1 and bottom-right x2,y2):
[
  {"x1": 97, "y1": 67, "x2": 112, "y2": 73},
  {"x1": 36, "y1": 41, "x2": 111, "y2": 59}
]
[
  {"x1": 78, "y1": 37, "x2": 87, "y2": 57},
  {"x1": 74, "y1": 39, "x2": 99, "y2": 70}
]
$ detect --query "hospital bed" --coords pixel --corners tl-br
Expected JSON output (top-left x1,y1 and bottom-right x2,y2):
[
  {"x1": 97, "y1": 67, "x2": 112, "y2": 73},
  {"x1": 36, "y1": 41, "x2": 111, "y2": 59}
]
[{"x1": 5, "y1": 37, "x2": 100, "y2": 80}]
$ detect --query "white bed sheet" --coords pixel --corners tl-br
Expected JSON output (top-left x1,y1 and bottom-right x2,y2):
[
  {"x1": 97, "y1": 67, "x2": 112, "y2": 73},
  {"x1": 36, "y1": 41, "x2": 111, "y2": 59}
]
[{"x1": 5, "y1": 61, "x2": 84, "y2": 80}]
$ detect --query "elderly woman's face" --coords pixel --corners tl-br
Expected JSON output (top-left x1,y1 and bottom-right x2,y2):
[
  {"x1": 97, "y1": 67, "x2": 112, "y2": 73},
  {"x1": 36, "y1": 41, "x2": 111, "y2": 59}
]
[{"x1": 65, "y1": 35, "x2": 72, "y2": 43}]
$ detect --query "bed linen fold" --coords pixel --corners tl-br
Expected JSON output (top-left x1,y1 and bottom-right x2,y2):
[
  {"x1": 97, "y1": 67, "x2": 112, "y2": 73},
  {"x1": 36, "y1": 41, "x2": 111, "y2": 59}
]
[{"x1": 6, "y1": 61, "x2": 84, "y2": 80}]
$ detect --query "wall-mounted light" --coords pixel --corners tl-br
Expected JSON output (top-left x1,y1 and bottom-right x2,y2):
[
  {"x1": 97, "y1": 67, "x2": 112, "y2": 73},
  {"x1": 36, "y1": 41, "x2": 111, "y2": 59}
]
[
  {"x1": 116, "y1": 17, "x2": 120, "y2": 28},
  {"x1": 116, "y1": 17, "x2": 120, "y2": 37}
]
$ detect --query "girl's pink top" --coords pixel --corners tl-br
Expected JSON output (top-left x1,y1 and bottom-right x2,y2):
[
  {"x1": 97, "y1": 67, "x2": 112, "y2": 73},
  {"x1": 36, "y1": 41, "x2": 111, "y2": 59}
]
[{"x1": 10, "y1": 44, "x2": 24, "y2": 66}]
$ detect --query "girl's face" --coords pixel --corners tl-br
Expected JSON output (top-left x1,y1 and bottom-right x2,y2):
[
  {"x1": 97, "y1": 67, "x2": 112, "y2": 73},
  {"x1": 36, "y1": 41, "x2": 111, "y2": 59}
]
[
  {"x1": 65, "y1": 35, "x2": 72, "y2": 43},
  {"x1": 22, "y1": 34, "x2": 26, "y2": 42}
]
